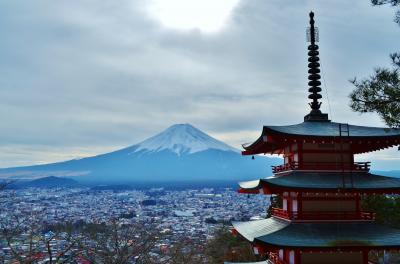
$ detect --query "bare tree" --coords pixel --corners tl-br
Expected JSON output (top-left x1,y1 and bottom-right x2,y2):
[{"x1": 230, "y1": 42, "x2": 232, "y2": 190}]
[
  {"x1": 79, "y1": 219, "x2": 161, "y2": 264},
  {"x1": 163, "y1": 237, "x2": 206, "y2": 264},
  {"x1": 0, "y1": 191, "x2": 81, "y2": 264},
  {"x1": 204, "y1": 226, "x2": 262, "y2": 263}
]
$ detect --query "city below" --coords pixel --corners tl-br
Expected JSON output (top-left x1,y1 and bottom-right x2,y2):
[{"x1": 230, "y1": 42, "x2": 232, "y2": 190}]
[{"x1": 0, "y1": 185, "x2": 269, "y2": 263}]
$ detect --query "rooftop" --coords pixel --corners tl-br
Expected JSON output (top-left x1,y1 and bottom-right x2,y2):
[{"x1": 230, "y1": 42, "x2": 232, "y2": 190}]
[
  {"x1": 224, "y1": 260, "x2": 271, "y2": 264},
  {"x1": 264, "y1": 122, "x2": 400, "y2": 138},
  {"x1": 242, "y1": 121, "x2": 400, "y2": 155},
  {"x1": 233, "y1": 217, "x2": 400, "y2": 249},
  {"x1": 238, "y1": 171, "x2": 400, "y2": 194}
]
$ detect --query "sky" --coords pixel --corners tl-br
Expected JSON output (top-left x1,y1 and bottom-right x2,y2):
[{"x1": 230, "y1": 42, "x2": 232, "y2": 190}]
[{"x1": 0, "y1": 0, "x2": 399, "y2": 170}]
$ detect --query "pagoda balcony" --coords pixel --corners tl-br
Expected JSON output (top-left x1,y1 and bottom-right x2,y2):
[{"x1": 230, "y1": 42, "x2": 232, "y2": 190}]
[
  {"x1": 272, "y1": 161, "x2": 371, "y2": 173},
  {"x1": 272, "y1": 207, "x2": 375, "y2": 221},
  {"x1": 269, "y1": 252, "x2": 287, "y2": 264}
]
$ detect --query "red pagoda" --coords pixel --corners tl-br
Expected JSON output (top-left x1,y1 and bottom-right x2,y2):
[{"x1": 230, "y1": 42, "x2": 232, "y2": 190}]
[{"x1": 231, "y1": 12, "x2": 400, "y2": 264}]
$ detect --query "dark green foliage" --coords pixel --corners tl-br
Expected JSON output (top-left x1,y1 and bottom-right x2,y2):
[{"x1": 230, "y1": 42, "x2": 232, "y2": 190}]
[
  {"x1": 372, "y1": 0, "x2": 400, "y2": 4},
  {"x1": 267, "y1": 195, "x2": 283, "y2": 218},
  {"x1": 363, "y1": 195, "x2": 400, "y2": 262},
  {"x1": 350, "y1": 65, "x2": 400, "y2": 128},
  {"x1": 371, "y1": 0, "x2": 400, "y2": 24},
  {"x1": 165, "y1": 238, "x2": 206, "y2": 264},
  {"x1": 119, "y1": 212, "x2": 135, "y2": 219},
  {"x1": 362, "y1": 195, "x2": 400, "y2": 228},
  {"x1": 350, "y1": 1, "x2": 400, "y2": 127},
  {"x1": 391, "y1": 52, "x2": 400, "y2": 67},
  {"x1": 356, "y1": 8, "x2": 400, "y2": 263},
  {"x1": 205, "y1": 226, "x2": 263, "y2": 263},
  {"x1": 205, "y1": 217, "x2": 218, "y2": 224}
]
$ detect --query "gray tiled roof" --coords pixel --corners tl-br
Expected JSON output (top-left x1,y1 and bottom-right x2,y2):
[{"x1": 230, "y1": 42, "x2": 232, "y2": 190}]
[
  {"x1": 232, "y1": 218, "x2": 289, "y2": 241},
  {"x1": 239, "y1": 172, "x2": 400, "y2": 191},
  {"x1": 257, "y1": 221, "x2": 400, "y2": 248},
  {"x1": 265, "y1": 122, "x2": 400, "y2": 137},
  {"x1": 234, "y1": 218, "x2": 400, "y2": 248},
  {"x1": 224, "y1": 260, "x2": 271, "y2": 264}
]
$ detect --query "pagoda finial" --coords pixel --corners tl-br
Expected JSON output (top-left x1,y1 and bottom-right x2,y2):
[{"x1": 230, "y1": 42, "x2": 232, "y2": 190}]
[{"x1": 304, "y1": 11, "x2": 329, "y2": 122}]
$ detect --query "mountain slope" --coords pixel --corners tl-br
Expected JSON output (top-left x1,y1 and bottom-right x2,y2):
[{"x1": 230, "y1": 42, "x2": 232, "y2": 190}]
[
  {"x1": 0, "y1": 124, "x2": 281, "y2": 183},
  {"x1": 371, "y1": 170, "x2": 400, "y2": 178},
  {"x1": 9, "y1": 176, "x2": 80, "y2": 189},
  {"x1": 134, "y1": 123, "x2": 238, "y2": 155}
]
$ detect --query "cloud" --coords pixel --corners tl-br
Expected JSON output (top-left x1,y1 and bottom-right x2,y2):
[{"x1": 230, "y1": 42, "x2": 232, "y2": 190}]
[
  {"x1": 145, "y1": 0, "x2": 241, "y2": 32},
  {"x1": 0, "y1": 0, "x2": 399, "y2": 168}
]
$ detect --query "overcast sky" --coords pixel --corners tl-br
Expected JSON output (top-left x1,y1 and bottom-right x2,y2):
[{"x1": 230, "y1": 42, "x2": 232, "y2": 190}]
[{"x1": 0, "y1": 0, "x2": 399, "y2": 170}]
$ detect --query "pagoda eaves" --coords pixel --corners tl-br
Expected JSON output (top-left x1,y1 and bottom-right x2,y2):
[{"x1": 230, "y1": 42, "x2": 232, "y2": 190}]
[
  {"x1": 231, "y1": 11, "x2": 400, "y2": 264},
  {"x1": 238, "y1": 172, "x2": 400, "y2": 195},
  {"x1": 233, "y1": 219, "x2": 400, "y2": 250},
  {"x1": 242, "y1": 121, "x2": 400, "y2": 155}
]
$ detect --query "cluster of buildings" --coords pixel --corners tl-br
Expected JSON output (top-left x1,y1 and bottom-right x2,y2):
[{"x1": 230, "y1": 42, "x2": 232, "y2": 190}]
[{"x1": 0, "y1": 186, "x2": 269, "y2": 262}]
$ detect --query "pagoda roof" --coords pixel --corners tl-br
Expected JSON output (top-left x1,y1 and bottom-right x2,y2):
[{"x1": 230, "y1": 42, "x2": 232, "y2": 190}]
[
  {"x1": 243, "y1": 121, "x2": 400, "y2": 155},
  {"x1": 264, "y1": 122, "x2": 400, "y2": 138},
  {"x1": 224, "y1": 260, "x2": 271, "y2": 264},
  {"x1": 238, "y1": 172, "x2": 400, "y2": 194},
  {"x1": 232, "y1": 218, "x2": 400, "y2": 249},
  {"x1": 232, "y1": 217, "x2": 289, "y2": 241}
]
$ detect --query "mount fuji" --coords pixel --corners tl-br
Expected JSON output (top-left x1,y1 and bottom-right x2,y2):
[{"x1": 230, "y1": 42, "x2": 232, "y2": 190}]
[
  {"x1": 0, "y1": 124, "x2": 281, "y2": 184},
  {"x1": 134, "y1": 124, "x2": 238, "y2": 155}
]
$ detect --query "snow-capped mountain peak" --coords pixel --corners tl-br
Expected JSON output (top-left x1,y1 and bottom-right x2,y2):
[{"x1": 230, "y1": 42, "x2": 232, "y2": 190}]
[{"x1": 134, "y1": 124, "x2": 239, "y2": 155}]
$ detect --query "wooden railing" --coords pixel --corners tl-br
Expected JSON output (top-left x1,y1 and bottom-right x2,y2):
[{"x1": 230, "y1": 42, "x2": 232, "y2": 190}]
[
  {"x1": 272, "y1": 207, "x2": 375, "y2": 221},
  {"x1": 269, "y1": 252, "x2": 288, "y2": 264},
  {"x1": 272, "y1": 207, "x2": 290, "y2": 219},
  {"x1": 272, "y1": 161, "x2": 371, "y2": 173}
]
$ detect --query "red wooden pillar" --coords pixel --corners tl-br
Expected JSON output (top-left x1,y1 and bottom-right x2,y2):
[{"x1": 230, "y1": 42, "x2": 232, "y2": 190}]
[
  {"x1": 295, "y1": 249, "x2": 301, "y2": 264},
  {"x1": 298, "y1": 192, "x2": 303, "y2": 219},
  {"x1": 355, "y1": 192, "x2": 361, "y2": 217},
  {"x1": 362, "y1": 250, "x2": 368, "y2": 264},
  {"x1": 284, "y1": 249, "x2": 289, "y2": 263},
  {"x1": 298, "y1": 141, "x2": 303, "y2": 170},
  {"x1": 350, "y1": 147, "x2": 355, "y2": 165}
]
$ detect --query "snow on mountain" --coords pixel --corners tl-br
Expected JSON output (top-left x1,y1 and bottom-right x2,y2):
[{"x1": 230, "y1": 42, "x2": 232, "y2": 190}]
[
  {"x1": 0, "y1": 123, "x2": 281, "y2": 183},
  {"x1": 133, "y1": 124, "x2": 239, "y2": 155}
]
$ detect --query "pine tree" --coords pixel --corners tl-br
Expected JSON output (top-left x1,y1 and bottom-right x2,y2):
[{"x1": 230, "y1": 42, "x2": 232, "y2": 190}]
[{"x1": 350, "y1": 1, "x2": 400, "y2": 127}]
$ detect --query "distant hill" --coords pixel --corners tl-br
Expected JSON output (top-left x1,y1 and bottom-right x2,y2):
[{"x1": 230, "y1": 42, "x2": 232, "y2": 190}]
[
  {"x1": 9, "y1": 176, "x2": 80, "y2": 189},
  {"x1": 0, "y1": 124, "x2": 281, "y2": 184},
  {"x1": 372, "y1": 170, "x2": 400, "y2": 178}
]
